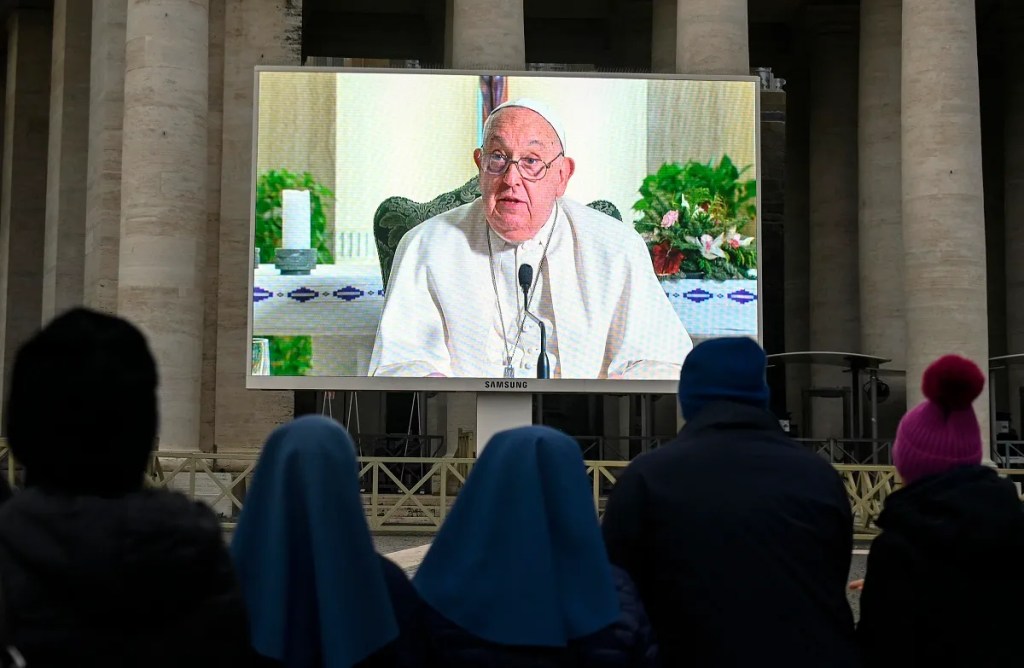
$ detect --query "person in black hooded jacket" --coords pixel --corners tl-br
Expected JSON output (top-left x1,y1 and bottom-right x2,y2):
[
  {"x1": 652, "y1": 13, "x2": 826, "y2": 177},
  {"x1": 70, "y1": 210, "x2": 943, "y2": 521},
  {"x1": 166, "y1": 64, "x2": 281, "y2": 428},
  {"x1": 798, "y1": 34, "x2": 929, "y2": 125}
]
[
  {"x1": 856, "y1": 355, "x2": 1024, "y2": 667},
  {"x1": 0, "y1": 308, "x2": 251, "y2": 667},
  {"x1": 602, "y1": 338, "x2": 859, "y2": 668}
]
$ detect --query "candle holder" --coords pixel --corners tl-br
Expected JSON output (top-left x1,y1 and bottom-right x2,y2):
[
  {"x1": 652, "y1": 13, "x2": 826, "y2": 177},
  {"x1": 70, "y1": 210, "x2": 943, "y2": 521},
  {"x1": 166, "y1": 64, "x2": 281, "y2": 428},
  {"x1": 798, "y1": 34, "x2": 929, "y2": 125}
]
[{"x1": 275, "y1": 248, "x2": 317, "y2": 275}]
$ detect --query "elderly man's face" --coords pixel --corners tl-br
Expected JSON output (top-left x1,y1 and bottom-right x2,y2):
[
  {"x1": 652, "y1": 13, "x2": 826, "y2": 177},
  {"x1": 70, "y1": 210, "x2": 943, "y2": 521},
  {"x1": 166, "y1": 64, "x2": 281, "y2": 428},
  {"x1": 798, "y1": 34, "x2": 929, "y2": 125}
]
[{"x1": 474, "y1": 108, "x2": 575, "y2": 243}]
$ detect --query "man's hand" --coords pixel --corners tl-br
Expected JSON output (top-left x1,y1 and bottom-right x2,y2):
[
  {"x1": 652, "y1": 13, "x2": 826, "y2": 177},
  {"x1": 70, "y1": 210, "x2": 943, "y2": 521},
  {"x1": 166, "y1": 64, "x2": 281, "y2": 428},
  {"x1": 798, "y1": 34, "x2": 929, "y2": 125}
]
[{"x1": 848, "y1": 579, "x2": 864, "y2": 591}]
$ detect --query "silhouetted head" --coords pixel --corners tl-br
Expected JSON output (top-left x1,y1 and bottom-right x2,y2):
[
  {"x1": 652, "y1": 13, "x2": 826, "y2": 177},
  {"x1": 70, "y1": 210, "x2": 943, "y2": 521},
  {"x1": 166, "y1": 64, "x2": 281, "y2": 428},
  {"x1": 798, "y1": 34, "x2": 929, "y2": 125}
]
[
  {"x1": 6, "y1": 308, "x2": 158, "y2": 496},
  {"x1": 678, "y1": 337, "x2": 770, "y2": 421}
]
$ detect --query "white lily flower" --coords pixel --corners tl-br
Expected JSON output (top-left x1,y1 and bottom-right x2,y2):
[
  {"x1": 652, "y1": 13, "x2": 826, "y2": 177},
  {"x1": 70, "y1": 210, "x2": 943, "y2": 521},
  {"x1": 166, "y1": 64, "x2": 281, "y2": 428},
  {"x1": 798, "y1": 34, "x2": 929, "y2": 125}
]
[
  {"x1": 725, "y1": 227, "x2": 755, "y2": 249},
  {"x1": 686, "y1": 233, "x2": 727, "y2": 260}
]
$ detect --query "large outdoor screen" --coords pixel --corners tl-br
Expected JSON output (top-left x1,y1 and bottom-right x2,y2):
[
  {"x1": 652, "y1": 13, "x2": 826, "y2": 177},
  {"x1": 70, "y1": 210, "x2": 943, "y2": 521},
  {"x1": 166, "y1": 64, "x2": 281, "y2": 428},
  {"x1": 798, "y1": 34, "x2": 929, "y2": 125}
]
[{"x1": 247, "y1": 68, "x2": 761, "y2": 393}]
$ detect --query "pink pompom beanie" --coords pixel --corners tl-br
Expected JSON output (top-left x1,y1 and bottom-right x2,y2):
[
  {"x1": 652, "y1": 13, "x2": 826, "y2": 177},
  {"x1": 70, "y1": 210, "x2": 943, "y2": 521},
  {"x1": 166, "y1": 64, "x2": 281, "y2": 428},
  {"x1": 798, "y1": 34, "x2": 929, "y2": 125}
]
[{"x1": 893, "y1": 355, "x2": 986, "y2": 485}]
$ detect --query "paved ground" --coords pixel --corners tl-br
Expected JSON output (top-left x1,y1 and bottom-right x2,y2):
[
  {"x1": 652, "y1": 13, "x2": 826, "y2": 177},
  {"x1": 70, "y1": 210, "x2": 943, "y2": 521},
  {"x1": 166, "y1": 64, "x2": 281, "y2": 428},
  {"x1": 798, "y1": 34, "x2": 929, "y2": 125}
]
[{"x1": 375, "y1": 534, "x2": 871, "y2": 622}]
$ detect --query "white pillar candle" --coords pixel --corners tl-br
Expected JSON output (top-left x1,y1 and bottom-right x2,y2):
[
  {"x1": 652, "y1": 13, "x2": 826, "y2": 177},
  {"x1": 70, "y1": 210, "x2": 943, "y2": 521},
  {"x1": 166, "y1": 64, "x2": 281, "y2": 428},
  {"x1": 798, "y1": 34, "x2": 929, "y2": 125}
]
[{"x1": 282, "y1": 189, "x2": 312, "y2": 249}]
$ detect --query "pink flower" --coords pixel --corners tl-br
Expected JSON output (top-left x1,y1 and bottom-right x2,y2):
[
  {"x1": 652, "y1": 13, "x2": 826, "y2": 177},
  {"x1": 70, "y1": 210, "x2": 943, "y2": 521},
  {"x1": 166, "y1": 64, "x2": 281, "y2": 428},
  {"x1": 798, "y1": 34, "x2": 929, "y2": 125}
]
[
  {"x1": 725, "y1": 227, "x2": 754, "y2": 250},
  {"x1": 660, "y1": 210, "x2": 679, "y2": 228}
]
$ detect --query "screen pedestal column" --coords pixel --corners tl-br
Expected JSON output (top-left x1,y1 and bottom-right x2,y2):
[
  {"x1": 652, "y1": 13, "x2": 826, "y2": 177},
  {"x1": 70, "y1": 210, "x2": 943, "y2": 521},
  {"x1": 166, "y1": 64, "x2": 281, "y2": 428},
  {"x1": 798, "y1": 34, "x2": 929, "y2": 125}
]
[{"x1": 475, "y1": 393, "x2": 533, "y2": 454}]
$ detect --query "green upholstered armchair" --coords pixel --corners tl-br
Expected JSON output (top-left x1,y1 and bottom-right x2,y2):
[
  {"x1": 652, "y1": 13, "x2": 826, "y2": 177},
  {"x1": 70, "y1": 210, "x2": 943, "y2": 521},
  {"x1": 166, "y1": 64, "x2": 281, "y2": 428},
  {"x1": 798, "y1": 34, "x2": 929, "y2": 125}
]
[{"x1": 373, "y1": 175, "x2": 623, "y2": 288}]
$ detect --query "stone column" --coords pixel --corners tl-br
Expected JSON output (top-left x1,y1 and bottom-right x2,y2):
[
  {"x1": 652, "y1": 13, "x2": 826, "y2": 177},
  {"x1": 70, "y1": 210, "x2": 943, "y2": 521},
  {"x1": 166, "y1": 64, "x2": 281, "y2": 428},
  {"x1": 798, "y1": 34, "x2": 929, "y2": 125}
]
[
  {"x1": 784, "y1": 67, "x2": 810, "y2": 432},
  {"x1": 119, "y1": 0, "x2": 208, "y2": 450},
  {"x1": 1005, "y1": 2, "x2": 1024, "y2": 435},
  {"x1": 903, "y1": 0, "x2": 989, "y2": 448},
  {"x1": 0, "y1": 10, "x2": 52, "y2": 431},
  {"x1": 450, "y1": 0, "x2": 525, "y2": 69},
  {"x1": 201, "y1": 0, "x2": 225, "y2": 451},
  {"x1": 652, "y1": 0, "x2": 676, "y2": 73},
  {"x1": 83, "y1": 0, "x2": 126, "y2": 315},
  {"x1": 808, "y1": 7, "x2": 859, "y2": 438},
  {"x1": 859, "y1": 0, "x2": 905, "y2": 437},
  {"x1": 675, "y1": 0, "x2": 748, "y2": 75},
  {"x1": 213, "y1": 0, "x2": 298, "y2": 449},
  {"x1": 42, "y1": 0, "x2": 91, "y2": 322}
]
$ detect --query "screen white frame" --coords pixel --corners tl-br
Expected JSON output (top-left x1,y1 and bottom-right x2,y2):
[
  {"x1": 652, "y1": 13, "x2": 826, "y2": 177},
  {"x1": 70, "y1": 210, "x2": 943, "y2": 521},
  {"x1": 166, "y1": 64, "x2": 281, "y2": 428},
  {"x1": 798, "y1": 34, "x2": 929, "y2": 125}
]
[{"x1": 246, "y1": 66, "x2": 763, "y2": 394}]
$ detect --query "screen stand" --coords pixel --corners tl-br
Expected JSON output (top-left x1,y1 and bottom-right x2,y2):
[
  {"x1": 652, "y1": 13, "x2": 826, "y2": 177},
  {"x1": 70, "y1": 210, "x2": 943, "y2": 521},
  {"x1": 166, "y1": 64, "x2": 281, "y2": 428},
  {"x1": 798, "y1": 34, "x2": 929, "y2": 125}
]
[{"x1": 475, "y1": 393, "x2": 533, "y2": 454}]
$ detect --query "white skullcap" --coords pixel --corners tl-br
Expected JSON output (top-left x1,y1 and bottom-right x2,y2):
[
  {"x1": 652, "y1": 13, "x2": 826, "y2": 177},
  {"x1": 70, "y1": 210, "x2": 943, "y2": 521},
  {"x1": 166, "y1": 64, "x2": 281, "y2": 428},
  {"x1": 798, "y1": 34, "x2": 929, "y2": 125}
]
[{"x1": 485, "y1": 98, "x2": 566, "y2": 151}]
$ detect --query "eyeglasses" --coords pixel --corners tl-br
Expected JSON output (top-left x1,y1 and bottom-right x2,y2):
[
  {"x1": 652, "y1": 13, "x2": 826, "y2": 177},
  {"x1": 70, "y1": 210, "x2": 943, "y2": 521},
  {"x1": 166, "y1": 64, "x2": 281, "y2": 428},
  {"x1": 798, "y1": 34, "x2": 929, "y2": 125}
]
[{"x1": 481, "y1": 150, "x2": 564, "y2": 182}]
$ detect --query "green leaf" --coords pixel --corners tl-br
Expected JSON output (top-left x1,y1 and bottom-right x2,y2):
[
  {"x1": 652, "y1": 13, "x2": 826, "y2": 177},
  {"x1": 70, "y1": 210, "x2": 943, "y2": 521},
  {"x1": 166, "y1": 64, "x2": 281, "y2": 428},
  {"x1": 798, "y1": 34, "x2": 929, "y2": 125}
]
[{"x1": 255, "y1": 168, "x2": 336, "y2": 265}]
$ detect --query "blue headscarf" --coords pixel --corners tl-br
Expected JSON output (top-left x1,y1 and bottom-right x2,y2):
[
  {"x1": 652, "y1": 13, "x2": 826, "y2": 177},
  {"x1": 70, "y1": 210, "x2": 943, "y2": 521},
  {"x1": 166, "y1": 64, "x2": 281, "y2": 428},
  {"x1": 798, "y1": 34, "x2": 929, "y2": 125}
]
[
  {"x1": 231, "y1": 416, "x2": 398, "y2": 667},
  {"x1": 413, "y1": 425, "x2": 620, "y2": 646}
]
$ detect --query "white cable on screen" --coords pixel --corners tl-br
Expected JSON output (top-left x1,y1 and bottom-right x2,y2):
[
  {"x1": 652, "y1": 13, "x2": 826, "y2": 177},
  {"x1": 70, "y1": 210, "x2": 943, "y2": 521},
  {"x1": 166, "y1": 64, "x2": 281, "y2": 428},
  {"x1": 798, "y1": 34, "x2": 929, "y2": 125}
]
[{"x1": 282, "y1": 189, "x2": 312, "y2": 249}]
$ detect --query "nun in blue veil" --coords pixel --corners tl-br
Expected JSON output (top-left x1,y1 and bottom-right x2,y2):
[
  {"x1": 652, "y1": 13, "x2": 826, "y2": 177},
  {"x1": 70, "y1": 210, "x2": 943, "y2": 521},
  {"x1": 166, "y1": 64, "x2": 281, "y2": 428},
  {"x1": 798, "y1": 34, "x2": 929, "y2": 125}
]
[
  {"x1": 413, "y1": 425, "x2": 658, "y2": 668},
  {"x1": 231, "y1": 416, "x2": 425, "y2": 668}
]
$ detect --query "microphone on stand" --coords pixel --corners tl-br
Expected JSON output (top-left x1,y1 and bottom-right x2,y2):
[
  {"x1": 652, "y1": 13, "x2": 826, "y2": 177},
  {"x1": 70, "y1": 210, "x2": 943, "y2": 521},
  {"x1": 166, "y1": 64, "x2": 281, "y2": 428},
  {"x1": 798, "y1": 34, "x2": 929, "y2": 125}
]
[{"x1": 517, "y1": 264, "x2": 550, "y2": 379}]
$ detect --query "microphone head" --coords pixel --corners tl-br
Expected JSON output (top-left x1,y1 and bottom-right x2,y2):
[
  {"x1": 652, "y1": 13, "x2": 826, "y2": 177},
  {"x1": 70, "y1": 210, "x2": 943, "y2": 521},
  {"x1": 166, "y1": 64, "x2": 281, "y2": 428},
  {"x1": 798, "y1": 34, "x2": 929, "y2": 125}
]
[{"x1": 518, "y1": 264, "x2": 533, "y2": 293}]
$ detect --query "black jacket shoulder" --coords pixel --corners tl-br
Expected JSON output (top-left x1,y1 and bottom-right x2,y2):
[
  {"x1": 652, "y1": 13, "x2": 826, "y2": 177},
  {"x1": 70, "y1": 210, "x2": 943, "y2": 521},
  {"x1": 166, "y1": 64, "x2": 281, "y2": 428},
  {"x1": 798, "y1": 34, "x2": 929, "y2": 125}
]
[
  {"x1": 0, "y1": 487, "x2": 250, "y2": 668},
  {"x1": 602, "y1": 401, "x2": 858, "y2": 668},
  {"x1": 857, "y1": 466, "x2": 1024, "y2": 667}
]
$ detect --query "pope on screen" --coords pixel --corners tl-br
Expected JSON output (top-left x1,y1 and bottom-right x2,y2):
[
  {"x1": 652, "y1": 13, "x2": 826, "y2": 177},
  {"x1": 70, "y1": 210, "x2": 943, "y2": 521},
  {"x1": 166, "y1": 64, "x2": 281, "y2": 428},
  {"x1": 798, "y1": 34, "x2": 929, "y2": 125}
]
[{"x1": 369, "y1": 98, "x2": 692, "y2": 379}]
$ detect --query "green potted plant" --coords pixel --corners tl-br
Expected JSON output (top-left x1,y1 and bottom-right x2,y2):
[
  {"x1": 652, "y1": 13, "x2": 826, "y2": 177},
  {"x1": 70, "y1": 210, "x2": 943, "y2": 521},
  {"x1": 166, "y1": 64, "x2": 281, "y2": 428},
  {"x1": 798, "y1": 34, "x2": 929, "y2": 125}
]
[
  {"x1": 254, "y1": 169, "x2": 334, "y2": 376},
  {"x1": 254, "y1": 169, "x2": 335, "y2": 264},
  {"x1": 632, "y1": 156, "x2": 757, "y2": 281}
]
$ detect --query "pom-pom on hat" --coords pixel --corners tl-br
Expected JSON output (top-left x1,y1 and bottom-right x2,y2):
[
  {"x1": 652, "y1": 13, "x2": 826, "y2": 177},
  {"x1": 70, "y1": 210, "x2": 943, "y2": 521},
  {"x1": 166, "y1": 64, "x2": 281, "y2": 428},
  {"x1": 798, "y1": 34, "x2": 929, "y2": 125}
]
[{"x1": 893, "y1": 355, "x2": 985, "y2": 485}]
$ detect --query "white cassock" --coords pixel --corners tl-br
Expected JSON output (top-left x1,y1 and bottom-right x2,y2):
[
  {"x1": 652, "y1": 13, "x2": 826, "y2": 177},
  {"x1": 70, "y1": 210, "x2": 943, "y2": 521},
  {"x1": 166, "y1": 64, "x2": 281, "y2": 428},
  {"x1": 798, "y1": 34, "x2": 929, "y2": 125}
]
[{"x1": 369, "y1": 197, "x2": 693, "y2": 379}]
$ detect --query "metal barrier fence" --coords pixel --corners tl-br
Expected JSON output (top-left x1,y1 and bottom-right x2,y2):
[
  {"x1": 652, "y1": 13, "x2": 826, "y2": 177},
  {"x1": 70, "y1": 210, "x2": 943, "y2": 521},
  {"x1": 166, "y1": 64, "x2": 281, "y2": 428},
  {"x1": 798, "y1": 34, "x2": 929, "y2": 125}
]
[
  {"x1": 798, "y1": 438, "x2": 894, "y2": 465},
  {"x1": 993, "y1": 440, "x2": 1024, "y2": 468},
  {"x1": 0, "y1": 440, "x2": 1020, "y2": 539}
]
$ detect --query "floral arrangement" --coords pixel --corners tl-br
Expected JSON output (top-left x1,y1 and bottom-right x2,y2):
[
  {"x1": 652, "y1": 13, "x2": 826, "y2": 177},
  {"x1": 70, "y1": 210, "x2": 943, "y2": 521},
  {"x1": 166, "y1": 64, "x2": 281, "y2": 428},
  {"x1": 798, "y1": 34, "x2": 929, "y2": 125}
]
[{"x1": 633, "y1": 157, "x2": 757, "y2": 281}]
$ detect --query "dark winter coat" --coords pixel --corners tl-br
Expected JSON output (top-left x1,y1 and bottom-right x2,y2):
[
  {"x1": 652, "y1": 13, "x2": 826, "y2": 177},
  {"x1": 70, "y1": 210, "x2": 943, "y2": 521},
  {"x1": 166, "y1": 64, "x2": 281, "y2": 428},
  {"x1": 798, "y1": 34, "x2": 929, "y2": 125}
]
[
  {"x1": 857, "y1": 465, "x2": 1024, "y2": 667},
  {"x1": 420, "y1": 565, "x2": 658, "y2": 668},
  {"x1": 0, "y1": 487, "x2": 251, "y2": 668},
  {"x1": 602, "y1": 400, "x2": 860, "y2": 668}
]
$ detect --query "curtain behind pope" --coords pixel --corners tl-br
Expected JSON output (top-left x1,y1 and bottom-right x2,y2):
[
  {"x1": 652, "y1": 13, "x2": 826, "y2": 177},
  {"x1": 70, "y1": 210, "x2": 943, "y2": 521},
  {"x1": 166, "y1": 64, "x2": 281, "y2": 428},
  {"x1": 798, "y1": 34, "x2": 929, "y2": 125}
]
[{"x1": 479, "y1": 75, "x2": 508, "y2": 128}]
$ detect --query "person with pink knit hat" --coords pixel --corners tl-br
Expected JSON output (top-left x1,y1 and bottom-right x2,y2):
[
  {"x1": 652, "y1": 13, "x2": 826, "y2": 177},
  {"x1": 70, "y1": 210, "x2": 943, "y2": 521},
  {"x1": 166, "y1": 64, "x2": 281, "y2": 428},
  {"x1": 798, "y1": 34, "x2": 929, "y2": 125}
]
[{"x1": 856, "y1": 354, "x2": 1024, "y2": 667}]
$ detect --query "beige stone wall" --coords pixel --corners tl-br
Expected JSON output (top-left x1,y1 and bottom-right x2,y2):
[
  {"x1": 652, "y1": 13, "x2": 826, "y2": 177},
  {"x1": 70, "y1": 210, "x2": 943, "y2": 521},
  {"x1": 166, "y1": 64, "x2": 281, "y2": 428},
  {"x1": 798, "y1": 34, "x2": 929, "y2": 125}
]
[
  {"x1": 807, "y1": 8, "x2": 859, "y2": 438},
  {"x1": 675, "y1": 0, "x2": 748, "y2": 75},
  {"x1": 784, "y1": 70, "x2": 810, "y2": 430},
  {"x1": 1005, "y1": 2, "x2": 1024, "y2": 433},
  {"x1": 0, "y1": 10, "x2": 52, "y2": 431},
  {"x1": 201, "y1": 0, "x2": 225, "y2": 451},
  {"x1": 652, "y1": 0, "x2": 677, "y2": 73},
  {"x1": 43, "y1": 0, "x2": 91, "y2": 322},
  {"x1": 214, "y1": 0, "x2": 299, "y2": 450},
  {"x1": 859, "y1": 0, "x2": 906, "y2": 435},
  {"x1": 119, "y1": 0, "x2": 209, "y2": 451},
  {"x1": 902, "y1": 0, "x2": 989, "y2": 449},
  {"x1": 451, "y1": 0, "x2": 524, "y2": 69},
  {"x1": 83, "y1": 0, "x2": 126, "y2": 316}
]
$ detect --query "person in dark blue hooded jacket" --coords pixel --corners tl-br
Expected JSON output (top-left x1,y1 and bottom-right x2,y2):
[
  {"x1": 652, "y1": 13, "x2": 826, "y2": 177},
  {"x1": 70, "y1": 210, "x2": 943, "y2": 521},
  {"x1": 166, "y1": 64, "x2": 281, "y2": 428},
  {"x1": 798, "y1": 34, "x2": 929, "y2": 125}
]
[
  {"x1": 231, "y1": 415, "x2": 425, "y2": 668},
  {"x1": 413, "y1": 425, "x2": 658, "y2": 668},
  {"x1": 602, "y1": 337, "x2": 859, "y2": 667}
]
